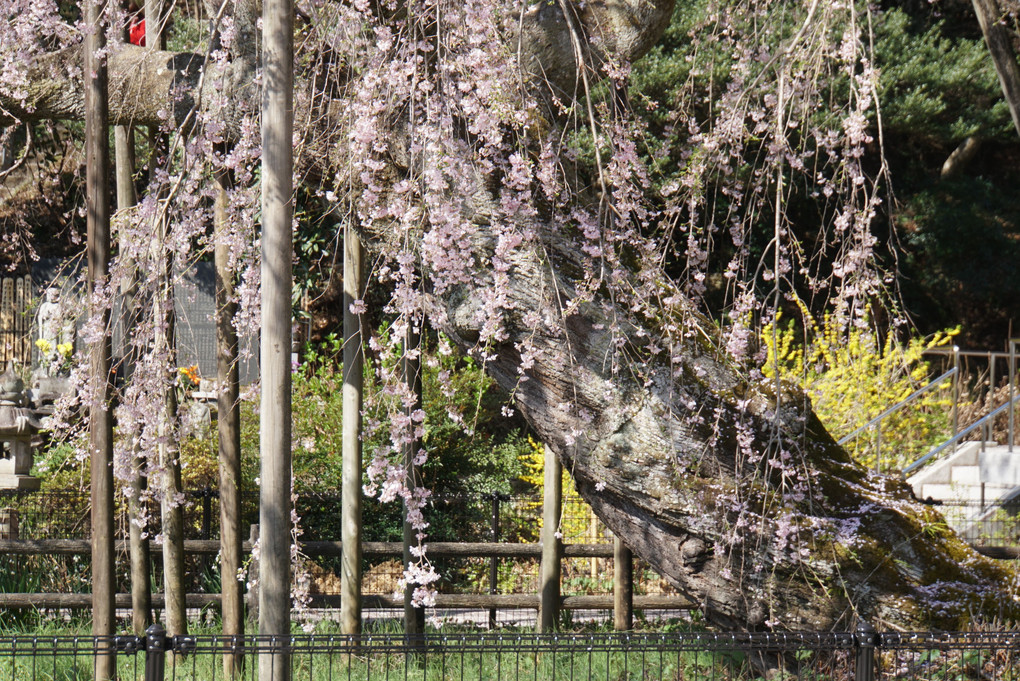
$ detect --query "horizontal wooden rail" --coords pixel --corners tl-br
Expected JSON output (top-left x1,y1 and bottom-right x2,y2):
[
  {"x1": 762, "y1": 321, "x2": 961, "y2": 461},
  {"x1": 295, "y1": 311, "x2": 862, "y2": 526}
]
[
  {"x1": 973, "y1": 546, "x2": 1020, "y2": 559},
  {"x1": 0, "y1": 592, "x2": 693, "y2": 610},
  {"x1": 5, "y1": 538, "x2": 1009, "y2": 560},
  {"x1": 0, "y1": 538, "x2": 693, "y2": 621},
  {"x1": 0, "y1": 539, "x2": 614, "y2": 558}
]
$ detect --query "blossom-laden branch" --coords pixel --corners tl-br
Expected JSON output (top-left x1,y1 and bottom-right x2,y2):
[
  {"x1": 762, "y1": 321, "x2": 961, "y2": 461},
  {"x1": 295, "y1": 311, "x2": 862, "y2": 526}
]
[{"x1": 7, "y1": 0, "x2": 1016, "y2": 630}]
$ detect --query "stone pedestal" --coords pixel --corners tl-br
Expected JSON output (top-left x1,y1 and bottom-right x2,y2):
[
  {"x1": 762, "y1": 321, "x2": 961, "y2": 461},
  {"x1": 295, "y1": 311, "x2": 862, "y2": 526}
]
[{"x1": 0, "y1": 438, "x2": 40, "y2": 490}]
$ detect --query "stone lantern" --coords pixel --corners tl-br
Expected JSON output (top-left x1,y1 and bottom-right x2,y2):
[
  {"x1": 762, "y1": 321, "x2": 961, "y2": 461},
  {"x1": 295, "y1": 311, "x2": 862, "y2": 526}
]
[{"x1": 0, "y1": 364, "x2": 41, "y2": 490}]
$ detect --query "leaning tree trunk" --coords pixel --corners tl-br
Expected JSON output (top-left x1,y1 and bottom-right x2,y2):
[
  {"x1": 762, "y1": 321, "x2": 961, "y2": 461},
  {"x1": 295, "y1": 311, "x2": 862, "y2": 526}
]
[{"x1": 427, "y1": 228, "x2": 1019, "y2": 631}]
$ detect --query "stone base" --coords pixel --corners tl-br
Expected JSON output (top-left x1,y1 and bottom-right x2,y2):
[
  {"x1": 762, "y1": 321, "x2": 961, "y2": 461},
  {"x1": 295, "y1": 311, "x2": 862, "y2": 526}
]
[
  {"x1": 0, "y1": 474, "x2": 40, "y2": 491},
  {"x1": 30, "y1": 376, "x2": 71, "y2": 406}
]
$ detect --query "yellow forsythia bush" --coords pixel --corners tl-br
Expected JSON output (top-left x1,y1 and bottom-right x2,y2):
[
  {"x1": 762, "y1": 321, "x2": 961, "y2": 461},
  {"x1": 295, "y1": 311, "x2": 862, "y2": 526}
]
[{"x1": 764, "y1": 306, "x2": 959, "y2": 472}]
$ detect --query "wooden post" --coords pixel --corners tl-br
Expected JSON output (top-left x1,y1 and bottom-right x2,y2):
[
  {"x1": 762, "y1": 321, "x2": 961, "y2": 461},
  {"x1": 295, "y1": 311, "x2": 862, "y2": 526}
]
[
  {"x1": 613, "y1": 536, "x2": 632, "y2": 631},
  {"x1": 538, "y1": 444, "x2": 561, "y2": 632},
  {"x1": 114, "y1": 127, "x2": 137, "y2": 210},
  {"x1": 158, "y1": 316, "x2": 187, "y2": 639},
  {"x1": 259, "y1": 0, "x2": 294, "y2": 675},
  {"x1": 126, "y1": 460, "x2": 153, "y2": 635},
  {"x1": 20, "y1": 277, "x2": 31, "y2": 366},
  {"x1": 112, "y1": 23, "x2": 152, "y2": 636},
  {"x1": 85, "y1": 0, "x2": 115, "y2": 677},
  {"x1": 340, "y1": 224, "x2": 363, "y2": 635},
  {"x1": 402, "y1": 319, "x2": 425, "y2": 641},
  {"x1": 0, "y1": 508, "x2": 18, "y2": 540},
  {"x1": 143, "y1": 0, "x2": 187, "y2": 640},
  {"x1": 244, "y1": 524, "x2": 260, "y2": 619},
  {"x1": 1, "y1": 278, "x2": 12, "y2": 366},
  {"x1": 13, "y1": 278, "x2": 24, "y2": 367},
  {"x1": 215, "y1": 163, "x2": 244, "y2": 677},
  {"x1": 488, "y1": 494, "x2": 500, "y2": 629}
]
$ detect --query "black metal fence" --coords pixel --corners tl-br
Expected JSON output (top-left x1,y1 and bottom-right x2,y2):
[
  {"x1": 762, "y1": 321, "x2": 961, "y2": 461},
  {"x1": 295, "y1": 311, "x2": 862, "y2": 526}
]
[
  {"x1": 938, "y1": 500, "x2": 1020, "y2": 549},
  {"x1": 3, "y1": 624, "x2": 1020, "y2": 680}
]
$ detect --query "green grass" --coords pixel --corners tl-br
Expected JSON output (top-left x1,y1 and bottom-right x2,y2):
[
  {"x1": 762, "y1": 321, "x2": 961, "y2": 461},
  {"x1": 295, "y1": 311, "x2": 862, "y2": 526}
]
[
  {"x1": 0, "y1": 641, "x2": 772, "y2": 681},
  {"x1": 0, "y1": 619, "x2": 812, "y2": 681}
]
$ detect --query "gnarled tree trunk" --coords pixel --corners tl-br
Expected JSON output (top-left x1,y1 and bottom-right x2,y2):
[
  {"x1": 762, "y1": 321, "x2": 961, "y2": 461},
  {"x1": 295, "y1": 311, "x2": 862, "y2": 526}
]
[{"x1": 431, "y1": 229, "x2": 1015, "y2": 630}]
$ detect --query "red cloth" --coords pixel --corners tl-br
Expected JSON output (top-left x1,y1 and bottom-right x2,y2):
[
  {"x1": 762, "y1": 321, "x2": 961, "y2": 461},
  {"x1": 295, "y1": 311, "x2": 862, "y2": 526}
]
[{"x1": 129, "y1": 17, "x2": 145, "y2": 46}]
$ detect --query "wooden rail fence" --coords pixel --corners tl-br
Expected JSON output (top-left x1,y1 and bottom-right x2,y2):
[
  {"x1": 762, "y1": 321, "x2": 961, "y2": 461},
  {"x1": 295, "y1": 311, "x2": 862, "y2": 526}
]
[{"x1": 0, "y1": 537, "x2": 694, "y2": 618}]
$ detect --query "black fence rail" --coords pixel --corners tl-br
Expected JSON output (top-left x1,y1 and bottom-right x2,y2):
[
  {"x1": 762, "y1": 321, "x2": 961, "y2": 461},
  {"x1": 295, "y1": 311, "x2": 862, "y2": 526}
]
[
  {"x1": 3, "y1": 624, "x2": 1020, "y2": 681},
  {"x1": 938, "y1": 500, "x2": 1020, "y2": 550}
]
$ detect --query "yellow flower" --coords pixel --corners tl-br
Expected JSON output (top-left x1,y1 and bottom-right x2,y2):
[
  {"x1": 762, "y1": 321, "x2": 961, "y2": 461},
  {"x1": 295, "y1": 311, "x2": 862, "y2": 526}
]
[
  {"x1": 178, "y1": 365, "x2": 200, "y2": 386},
  {"x1": 35, "y1": 338, "x2": 52, "y2": 354},
  {"x1": 56, "y1": 342, "x2": 73, "y2": 358}
]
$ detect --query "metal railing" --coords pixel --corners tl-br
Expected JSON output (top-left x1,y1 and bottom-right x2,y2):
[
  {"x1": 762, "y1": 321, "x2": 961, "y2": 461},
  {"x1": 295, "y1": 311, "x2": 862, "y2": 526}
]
[
  {"x1": 4, "y1": 623, "x2": 1020, "y2": 681},
  {"x1": 903, "y1": 393, "x2": 1020, "y2": 476},
  {"x1": 838, "y1": 364, "x2": 959, "y2": 472}
]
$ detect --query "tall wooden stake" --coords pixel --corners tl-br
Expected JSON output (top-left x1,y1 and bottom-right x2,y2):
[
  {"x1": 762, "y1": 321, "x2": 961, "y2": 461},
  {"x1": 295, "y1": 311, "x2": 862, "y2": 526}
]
[
  {"x1": 340, "y1": 224, "x2": 363, "y2": 635},
  {"x1": 259, "y1": 0, "x2": 294, "y2": 676},
  {"x1": 143, "y1": 0, "x2": 187, "y2": 640},
  {"x1": 114, "y1": 127, "x2": 137, "y2": 209},
  {"x1": 115, "y1": 124, "x2": 153, "y2": 636},
  {"x1": 538, "y1": 445, "x2": 562, "y2": 632},
  {"x1": 85, "y1": 0, "x2": 115, "y2": 677},
  {"x1": 215, "y1": 164, "x2": 244, "y2": 677},
  {"x1": 402, "y1": 319, "x2": 425, "y2": 641},
  {"x1": 613, "y1": 537, "x2": 633, "y2": 631}
]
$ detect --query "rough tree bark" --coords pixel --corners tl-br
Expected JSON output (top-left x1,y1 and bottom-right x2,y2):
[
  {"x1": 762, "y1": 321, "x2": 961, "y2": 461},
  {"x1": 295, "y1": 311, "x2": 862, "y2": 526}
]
[{"x1": 8, "y1": 0, "x2": 1019, "y2": 632}]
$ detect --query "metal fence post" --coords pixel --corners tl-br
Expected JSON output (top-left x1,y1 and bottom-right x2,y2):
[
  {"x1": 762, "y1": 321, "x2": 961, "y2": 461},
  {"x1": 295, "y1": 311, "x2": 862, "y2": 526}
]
[
  {"x1": 145, "y1": 623, "x2": 167, "y2": 681},
  {"x1": 1010, "y1": 340, "x2": 1016, "y2": 452},
  {"x1": 874, "y1": 425, "x2": 882, "y2": 473},
  {"x1": 202, "y1": 488, "x2": 212, "y2": 540},
  {"x1": 489, "y1": 492, "x2": 501, "y2": 630},
  {"x1": 855, "y1": 620, "x2": 876, "y2": 681},
  {"x1": 952, "y1": 346, "x2": 960, "y2": 444}
]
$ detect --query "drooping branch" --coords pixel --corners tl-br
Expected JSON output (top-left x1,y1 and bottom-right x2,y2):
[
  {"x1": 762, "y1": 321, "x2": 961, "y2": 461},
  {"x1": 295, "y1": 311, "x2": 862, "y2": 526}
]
[{"x1": 338, "y1": 0, "x2": 1016, "y2": 629}]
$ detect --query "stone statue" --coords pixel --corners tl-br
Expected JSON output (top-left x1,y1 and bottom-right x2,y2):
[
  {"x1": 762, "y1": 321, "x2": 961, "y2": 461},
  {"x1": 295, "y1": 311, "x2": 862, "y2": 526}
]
[{"x1": 36, "y1": 287, "x2": 74, "y2": 377}]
